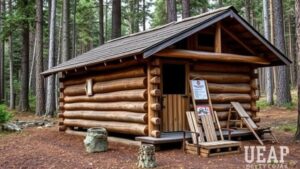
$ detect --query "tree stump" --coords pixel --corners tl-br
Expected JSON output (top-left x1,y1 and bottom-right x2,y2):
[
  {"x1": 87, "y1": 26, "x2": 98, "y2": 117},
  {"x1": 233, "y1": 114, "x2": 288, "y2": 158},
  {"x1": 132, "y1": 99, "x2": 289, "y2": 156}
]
[
  {"x1": 137, "y1": 144, "x2": 157, "y2": 168},
  {"x1": 83, "y1": 128, "x2": 108, "y2": 153}
]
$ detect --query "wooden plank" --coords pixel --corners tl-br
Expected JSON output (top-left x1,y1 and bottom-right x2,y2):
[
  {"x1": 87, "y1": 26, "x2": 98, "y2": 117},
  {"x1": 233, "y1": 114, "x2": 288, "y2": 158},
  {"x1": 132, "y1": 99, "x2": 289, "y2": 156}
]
[
  {"x1": 168, "y1": 95, "x2": 173, "y2": 131},
  {"x1": 162, "y1": 96, "x2": 168, "y2": 131},
  {"x1": 174, "y1": 95, "x2": 178, "y2": 131},
  {"x1": 190, "y1": 111, "x2": 205, "y2": 142},
  {"x1": 186, "y1": 111, "x2": 197, "y2": 143},
  {"x1": 214, "y1": 22, "x2": 222, "y2": 53}
]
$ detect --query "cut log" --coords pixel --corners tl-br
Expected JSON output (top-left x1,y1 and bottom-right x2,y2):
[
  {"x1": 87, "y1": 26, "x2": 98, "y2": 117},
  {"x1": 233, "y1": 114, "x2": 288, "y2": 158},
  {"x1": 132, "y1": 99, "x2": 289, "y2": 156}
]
[
  {"x1": 150, "y1": 130, "x2": 161, "y2": 138},
  {"x1": 58, "y1": 113, "x2": 64, "y2": 118},
  {"x1": 210, "y1": 93, "x2": 251, "y2": 103},
  {"x1": 64, "y1": 77, "x2": 147, "y2": 96},
  {"x1": 59, "y1": 125, "x2": 67, "y2": 131},
  {"x1": 150, "y1": 117, "x2": 161, "y2": 125},
  {"x1": 155, "y1": 49, "x2": 270, "y2": 65},
  {"x1": 64, "y1": 89, "x2": 147, "y2": 103},
  {"x1": 211, "y1": 103, "x2": 251, "y2": 111},
  {"x1": 190, "y1": 72, "x2": 251, "y2": 83},
  {"x1": 63, "y1": 67, "x2": 146, "y2": 86},
  {"x1": 192, "y1": 63, "x2": 251, "y2": 73},
  {"x1": 64, "y1": 119, "x2": 148, "y2": 135},
  {"x1": 63, "y1": 111, "x2": 147, "y2": 123},
  {"x1": 64, "y1": 102, "x2": 147, "y2": 113},
  {"x1": 150, "y1": 67, "x2": 161, "y2": 76},
  {"x1": 150, "y1": 76, "x2": 160, "y2": 84},
  {"x1": 150, "y1": 89, "x2": 161, "y2": 96},
  {"x1": 208, "y1": 83, "x2": 251, "y2": 93},
  {"x1": 151, "y1": 103, "x2": 161, "y2": 111}
]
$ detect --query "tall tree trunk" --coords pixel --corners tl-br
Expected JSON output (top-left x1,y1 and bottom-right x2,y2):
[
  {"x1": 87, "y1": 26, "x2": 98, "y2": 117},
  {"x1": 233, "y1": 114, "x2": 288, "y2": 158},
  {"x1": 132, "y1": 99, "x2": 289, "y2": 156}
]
[
  {"x1": 112, "y1": 0, "x2": 121, "y2": 39},
  {"x1": 99, "y1": 0, "x2": 104, "y2": 45},
  {"x1": 46, "y1": 0, "x2": 56, "y2": 117},
  {"x1": 0, "y1": 0, "x2": 4, "y2": 102},
  {"x1": 35, "y1": 0, "x2": 45, "y2": 115},
  {"x1": 245, "y1": 0, "x2": 251, "y2": 23},
  {"x1": 167, "y1": 0, "x2": 177, "y2": 23},
  {"x1": 20, "y1": 0, "x2": 30, "y2": 112},
  {"x1": 182, "y1": 0, "x2": 190, "y2": 19},
  {"x1": 72, "y1": 0, "x2": 77, "y2": 58},
  {"x1": 218, "y1": 0, "x2": 223, "y2": 7},
  {"x1": 8, "y1": 0, "x2": 14, "y2": 109},
  {"x1": 263, "y1": 0, "x2": 274, "y2": 105},
  {"x1": 295, "y1": 0, "x2": 300, "y2": 140},
  {"x1": 273, "y1": 0, "x2": 292, "y2": 105},
  {"x1": 62, "y1": 0, "x2": 70, "y2": 62},
  {"x1": 288, "y1": 15, "x2": 297, "y2": 88},
  {"x1": 142, "y1": 0, "x2": 146, "y2": 31}
]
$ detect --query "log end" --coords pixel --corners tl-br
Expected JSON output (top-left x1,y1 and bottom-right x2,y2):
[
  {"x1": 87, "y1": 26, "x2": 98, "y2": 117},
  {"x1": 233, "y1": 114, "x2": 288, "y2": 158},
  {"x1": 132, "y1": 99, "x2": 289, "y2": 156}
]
[
  {"x1": 151, "y1": 130, "x2": 160, "y2": 138},
  {"x1": 151, "y1": 117, "x2": 161, "y2": 125}
]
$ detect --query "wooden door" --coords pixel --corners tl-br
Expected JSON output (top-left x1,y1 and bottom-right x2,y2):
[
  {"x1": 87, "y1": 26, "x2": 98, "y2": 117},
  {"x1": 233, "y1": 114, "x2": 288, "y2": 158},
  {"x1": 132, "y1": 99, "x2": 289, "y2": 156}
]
[
  {"x1": 162, "y1": 95, "x2": 188, "y2": 132},
  {"x1": 161, "y1": 63, "x2": 189, "y2": 132}
]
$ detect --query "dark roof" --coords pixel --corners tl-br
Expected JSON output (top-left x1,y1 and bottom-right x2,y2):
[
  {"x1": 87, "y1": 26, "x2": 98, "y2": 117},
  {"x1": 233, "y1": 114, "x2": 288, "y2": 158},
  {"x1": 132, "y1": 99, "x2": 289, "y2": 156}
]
[{"x1": 42, "y1": 6, "x2": 291, "y2": 76}]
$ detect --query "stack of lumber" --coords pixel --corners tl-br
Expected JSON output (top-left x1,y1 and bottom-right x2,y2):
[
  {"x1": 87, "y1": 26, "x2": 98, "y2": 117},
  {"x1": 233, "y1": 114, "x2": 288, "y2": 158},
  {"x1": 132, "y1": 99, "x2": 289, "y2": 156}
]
[
  {"x1": 59, "y1": 66, "x2": 149, "y2": 136},
  {"x1": 190, "y1": 62, "x2": 260, "y2": 128}
]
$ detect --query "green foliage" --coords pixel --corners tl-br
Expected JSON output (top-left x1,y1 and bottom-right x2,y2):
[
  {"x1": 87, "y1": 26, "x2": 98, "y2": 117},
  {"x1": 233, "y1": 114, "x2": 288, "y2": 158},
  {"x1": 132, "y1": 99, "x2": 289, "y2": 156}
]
[
  {"x1": 0, "y1": 104, "x2": 13, "y2": 123},
  {"x1": 256, "y1": 98, "x2": 270, "y2": 110},
  {"x1": 277, "y1": 123, "x2": 297, "y2": 133},
  {"x1": 150, "y1": 0, "x2": 167, "y2": 28}
]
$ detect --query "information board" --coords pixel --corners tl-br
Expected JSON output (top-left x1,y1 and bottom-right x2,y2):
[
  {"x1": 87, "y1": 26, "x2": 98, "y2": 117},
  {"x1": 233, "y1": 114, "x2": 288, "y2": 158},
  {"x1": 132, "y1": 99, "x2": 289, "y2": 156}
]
[{"x1": 190, "y1": 80, "x2": 208, "y2": 100}]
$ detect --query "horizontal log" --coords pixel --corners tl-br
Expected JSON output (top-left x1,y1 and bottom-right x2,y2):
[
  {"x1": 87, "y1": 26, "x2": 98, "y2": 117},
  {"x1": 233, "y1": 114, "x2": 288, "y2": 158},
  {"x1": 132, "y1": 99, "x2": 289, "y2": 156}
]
[
  {"x1": 150, "y1": 67, "x2": 161, "y2": 76},
  {"x1": 210, "y1": 93, "x2": 251, "y2": 103},
  {"x1": 151, "y1": 103, "x2": 161, "y2": 111},
  {"x1": 155, "y1": 49, "x2": 270, "y2": 65},
  {"x1": 192, "y1": 63, "x2": 251, "y2": 73},
  {"x1": 151, "y1": 130, "x2": 161, "y2": 138},
  {"x1": 63, "y1": 111, "x2": 147, "y2": 123},
  {"x1": 63, "y1": 67, "x2": 146, "y2": 86},
  {"x1": 58, "y1": 121, "x2": 64, "y2": 125},
  {"x1": 216, "y1": 111, "x2": 252, "y2": 120},
  {"x1": 208, "y1": 83, "x2": 251, "y2": 93},
  {"x1": 64, "y1": 119, "x2": 148, "y2": 135},
  {"x1": 150, "y1": 89, "x2": 161, "y2": 96},
  {"x1": 211, "y1": 103, "x2": 251, "y2": 111},
  {"x1": 64, "y1": 77, "x2": 147, "y2": 96},
  {"x1": 58, "y1": 113, "x2": 64, "y2": 118},
  {"x1": 150, "y1": 76, "x2": 160, "y2": 84},
  {"x1": 64, "y1": 102, "x2": 147, "y2": 113},
  {"x1": 64, "y1": 89, "x2": 147, "y2": 103},
  {"x1": 190, "y1": 72, "x2": 251, "y2": 83},
  {"x1": 151, "y1": 117, "x2": 161, "y2": 125}
]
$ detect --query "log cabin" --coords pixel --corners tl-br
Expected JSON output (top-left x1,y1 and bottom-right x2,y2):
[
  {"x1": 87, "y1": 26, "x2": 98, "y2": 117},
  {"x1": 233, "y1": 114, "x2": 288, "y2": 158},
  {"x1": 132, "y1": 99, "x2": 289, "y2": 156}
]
[{"x1": 42, "y1": 6, "x2": 291, "y2": 143}]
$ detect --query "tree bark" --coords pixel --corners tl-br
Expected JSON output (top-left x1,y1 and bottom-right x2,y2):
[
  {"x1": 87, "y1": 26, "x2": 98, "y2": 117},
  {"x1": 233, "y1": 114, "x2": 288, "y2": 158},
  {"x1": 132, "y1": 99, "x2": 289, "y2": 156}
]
[
  {"x1": 20, "y1": 0, "x2": 30, "y2": 112},
  {"x1": 0, "y1": 0, "x2": 4, "y2": 102},
  {"x1": 182, "y1": 0, "x2": 190, "y2": 19},
  {"x1": 46, "y1": 0, "x2": 56, "y2": 116},
  {"x1": 8, "y1": 0, "x2": 14, "y2": 109},
  {"x1": 99, "y1": 0, "x2": 104, "y2": 45},
  {"x1": 167, "y1": 0, "x2": 177, "y2": 23},
  {"x1": 288, "y1": 15, "x2": 297, "y2": 88},
  {"x1": 35, "y1": 0, "x2": 45, "y2": 115},
  {"x1": 62, "y1": 0, "x2": 70, "y2": 62},
  {"x1": 273, "y1": 0, "x2": 292, "y2": 105},
  {"x1": 112, "y1": 0, "x2": 121, "y2": 39},
  {"x1": 72, "y1": 0, "x2": 77, "y2": 58},
  {"x1": 295, "y1": 0, "x2": 300, "y2": 140},
  {"x1": 142, "y1": 0, "x2": 146, "y2": 31},
  {"x1": 263, "y1": 0, "x2": 274, "y2": 105},
  {"x1": 245, "y1": 0, "x2": 251, "y2": 23}
]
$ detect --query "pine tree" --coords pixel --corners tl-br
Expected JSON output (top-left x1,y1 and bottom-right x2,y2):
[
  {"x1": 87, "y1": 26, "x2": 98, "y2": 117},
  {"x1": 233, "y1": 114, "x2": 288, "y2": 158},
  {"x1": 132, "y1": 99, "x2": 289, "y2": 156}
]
[
  {"x1": 62, "y1": 0, "x2": 70, "y2": 62},
  {"x1": 182, "y1": 0, "x2": 190, "y2": 19},
  {"x1": 295, "y1": 0, "x2": 300, "y2": 140},
  {"x1": 167, "y1": 0, "x2": 177, "y2": 23},
  {"x1": 35, "y1": 0, "x2": 45, "y2": 115},
  {"x1": 0, "y1": 0, "x2": 4, "y2": 102},
  {"x1": 273, "y1": 0, "x2": 292, "y2": 105},
  {"x1": 112, "y1": 0, "x2": 121, "y2": 39},
  {"x1": 99, "y1": 0, "x2": 104, "y2": 45}
]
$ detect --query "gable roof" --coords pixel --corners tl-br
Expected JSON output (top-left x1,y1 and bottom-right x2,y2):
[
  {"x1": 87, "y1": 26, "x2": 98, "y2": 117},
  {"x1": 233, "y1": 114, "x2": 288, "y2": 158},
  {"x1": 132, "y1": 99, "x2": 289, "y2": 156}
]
[{"x1": 42, "y1": 6, "x2": 291, "y2": 76}]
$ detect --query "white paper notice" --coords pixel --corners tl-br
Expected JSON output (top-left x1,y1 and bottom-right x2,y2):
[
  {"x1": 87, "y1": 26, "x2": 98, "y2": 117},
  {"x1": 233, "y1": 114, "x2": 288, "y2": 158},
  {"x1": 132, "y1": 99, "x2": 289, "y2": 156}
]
[{"x1": 191, "y1": 80, "x2": 208, "y2": 100}]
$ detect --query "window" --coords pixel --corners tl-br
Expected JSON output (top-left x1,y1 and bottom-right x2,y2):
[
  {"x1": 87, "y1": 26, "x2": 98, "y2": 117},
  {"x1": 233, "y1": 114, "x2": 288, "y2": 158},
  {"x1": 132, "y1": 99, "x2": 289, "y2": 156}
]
[{"x1": 162, "y1": 64, "x2": 186, "y2": 94}]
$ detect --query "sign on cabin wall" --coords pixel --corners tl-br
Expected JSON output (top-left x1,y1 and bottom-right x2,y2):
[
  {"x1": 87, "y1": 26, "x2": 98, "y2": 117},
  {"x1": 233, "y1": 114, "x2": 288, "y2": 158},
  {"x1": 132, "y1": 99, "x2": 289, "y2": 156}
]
[
  {"x1": 196, "y1": 105, "x2": 211, "y2": 116},
  {"x1": 190, "y1": 80, "x2": 208, "y2": 100}
]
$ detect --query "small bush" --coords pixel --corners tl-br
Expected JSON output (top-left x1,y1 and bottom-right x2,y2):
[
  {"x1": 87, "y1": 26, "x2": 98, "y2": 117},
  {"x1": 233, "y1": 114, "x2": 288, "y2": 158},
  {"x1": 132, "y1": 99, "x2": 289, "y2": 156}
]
[
  {"x1": 256, "y1": 99, "x2": 269, "y2": 110},
  {"x1": 278, "y1": 123, "x2": 297, "y2": 133},
  {"x1": 0, "y1": 105, "x2": 13, "y2": 123}
]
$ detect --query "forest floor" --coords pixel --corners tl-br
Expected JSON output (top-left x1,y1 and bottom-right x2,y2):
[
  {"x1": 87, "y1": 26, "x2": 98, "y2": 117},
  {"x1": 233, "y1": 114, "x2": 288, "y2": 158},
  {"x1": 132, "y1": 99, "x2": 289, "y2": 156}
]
[{"x1": 0, "y1": 107, "x2": 299, "y2": 169}]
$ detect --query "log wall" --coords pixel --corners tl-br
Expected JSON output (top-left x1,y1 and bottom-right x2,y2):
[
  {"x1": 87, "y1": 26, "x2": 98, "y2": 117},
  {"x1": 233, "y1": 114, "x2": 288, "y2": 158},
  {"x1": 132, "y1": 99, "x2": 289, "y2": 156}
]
[
  {"x1": 59, "y1": 63, "x2": 149, "y2": 136},
  {"x1": 190, "y1": 62, "x2": 259, "y2": 128}
]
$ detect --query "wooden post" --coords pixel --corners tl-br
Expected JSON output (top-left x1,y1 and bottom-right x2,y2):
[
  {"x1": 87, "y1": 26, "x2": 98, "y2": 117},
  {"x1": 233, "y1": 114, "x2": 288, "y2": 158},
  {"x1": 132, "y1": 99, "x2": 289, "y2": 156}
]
[
  {"x1": 148, "y1": 59, "x2": 161, "y2": 137},
  {"x1": 214, "y1": 22, "x2": 222, "y2": 53}
]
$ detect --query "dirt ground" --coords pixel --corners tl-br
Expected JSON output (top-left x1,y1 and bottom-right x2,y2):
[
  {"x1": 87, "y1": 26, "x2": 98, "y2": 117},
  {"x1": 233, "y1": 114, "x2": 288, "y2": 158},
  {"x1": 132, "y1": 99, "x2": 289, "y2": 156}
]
[{"x1": 0, "y1": 107, "x2": 299, "y2": 169}]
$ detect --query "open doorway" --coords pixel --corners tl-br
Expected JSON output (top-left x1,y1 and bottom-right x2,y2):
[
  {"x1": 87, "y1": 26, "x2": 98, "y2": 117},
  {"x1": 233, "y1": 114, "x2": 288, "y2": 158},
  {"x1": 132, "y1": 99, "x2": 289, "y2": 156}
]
[{"x1": 162, "y1": 63, "x2": 188, "y2": 132}]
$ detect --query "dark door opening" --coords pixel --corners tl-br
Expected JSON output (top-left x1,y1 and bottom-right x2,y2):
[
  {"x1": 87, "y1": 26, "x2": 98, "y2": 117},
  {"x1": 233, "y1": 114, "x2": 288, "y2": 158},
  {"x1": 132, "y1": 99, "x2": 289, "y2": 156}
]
[{"x1": 162, "y1": 64, "x2": 186, "y2": 94}]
